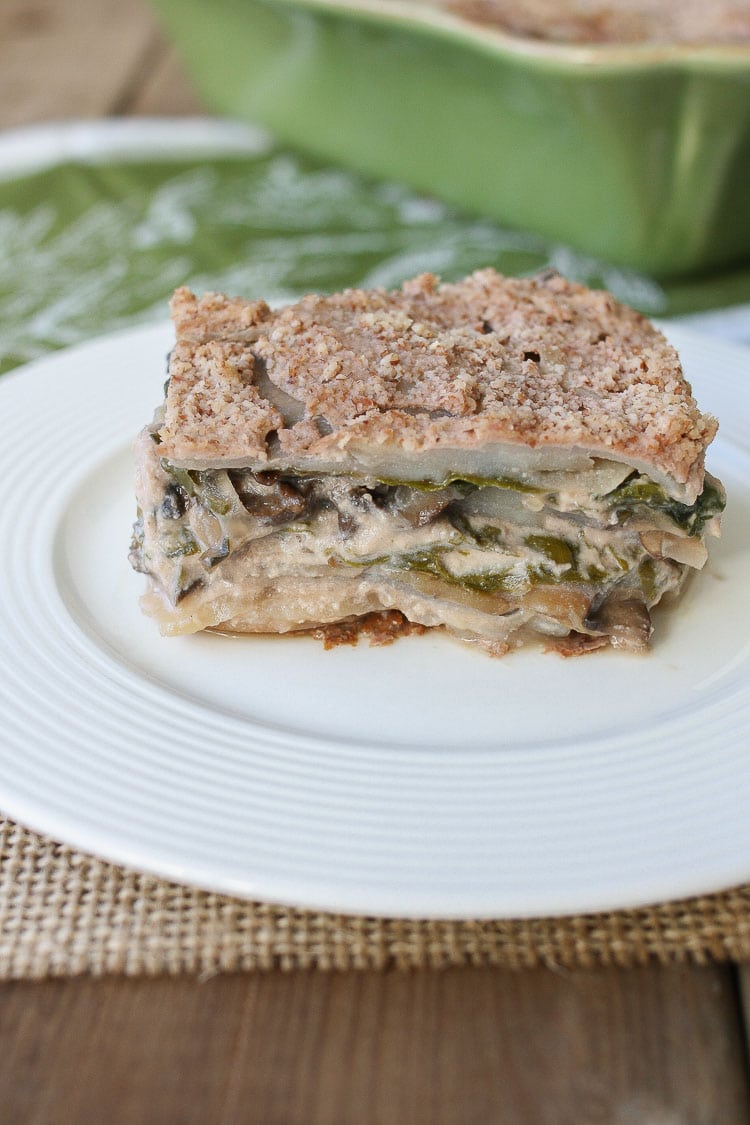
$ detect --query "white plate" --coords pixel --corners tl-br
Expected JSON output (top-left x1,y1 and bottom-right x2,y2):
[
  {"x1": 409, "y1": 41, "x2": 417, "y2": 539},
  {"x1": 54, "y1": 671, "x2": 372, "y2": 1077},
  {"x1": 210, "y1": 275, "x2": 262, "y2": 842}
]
[{"x1": 0, "y1": 322, "x2": 749, "y2": 918}]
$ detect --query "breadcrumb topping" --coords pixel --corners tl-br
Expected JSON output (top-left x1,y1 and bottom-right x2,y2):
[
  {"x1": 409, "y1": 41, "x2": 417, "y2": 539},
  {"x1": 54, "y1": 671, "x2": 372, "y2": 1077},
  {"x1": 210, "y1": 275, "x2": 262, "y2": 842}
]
[
  {"x1": 159, "y1": 270, "x2": 717, "y2": 489},
  {"x1": 170, "y1": 287, "x2": 272, "y2": 343},
  {"x1": 164, "y1": 340, "x2": 284, "y2": 461},
  {"x1": 438, "y1": 0, "x2": 750, "y2": 45}
]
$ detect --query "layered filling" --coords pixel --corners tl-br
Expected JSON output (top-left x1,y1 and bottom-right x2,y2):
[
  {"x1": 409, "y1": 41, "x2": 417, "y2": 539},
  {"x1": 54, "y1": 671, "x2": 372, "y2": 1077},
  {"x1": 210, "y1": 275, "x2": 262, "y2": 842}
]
[{"x1": 130, "y1": 422, "x2": 724, "y2": 654}]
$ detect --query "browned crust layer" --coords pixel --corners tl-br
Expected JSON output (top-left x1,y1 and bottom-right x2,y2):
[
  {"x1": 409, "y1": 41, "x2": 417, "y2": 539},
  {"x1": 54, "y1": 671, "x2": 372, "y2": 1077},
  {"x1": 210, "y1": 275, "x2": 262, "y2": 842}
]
[
  {"x1": 308, "y1": 611, "x2": 429, "y2": 650},
  {"x1": 440, "y1": 0, "x2": 750, "y2": 45},
  {"x1": 159, "y1": 270, "x2": 716, "y2": 492}
]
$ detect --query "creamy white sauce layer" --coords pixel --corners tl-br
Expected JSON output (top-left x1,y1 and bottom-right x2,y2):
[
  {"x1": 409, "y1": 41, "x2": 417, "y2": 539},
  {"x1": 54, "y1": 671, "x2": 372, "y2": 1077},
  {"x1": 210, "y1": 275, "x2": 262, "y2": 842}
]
[{"x1": 131, "y1": 425, "x2": 709, "y2": 645}]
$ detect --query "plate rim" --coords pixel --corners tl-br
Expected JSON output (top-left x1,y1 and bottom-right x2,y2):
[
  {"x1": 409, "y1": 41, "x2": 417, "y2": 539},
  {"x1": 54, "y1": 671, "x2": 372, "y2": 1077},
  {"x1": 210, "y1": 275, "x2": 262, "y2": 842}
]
[{"x1": 0, "y1": 320, "x2": 749, "y2": 919}]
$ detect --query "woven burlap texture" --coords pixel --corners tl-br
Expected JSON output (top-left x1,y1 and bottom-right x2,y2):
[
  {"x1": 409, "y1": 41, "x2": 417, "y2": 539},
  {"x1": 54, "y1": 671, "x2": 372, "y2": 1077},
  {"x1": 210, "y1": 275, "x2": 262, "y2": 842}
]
[{"x1": 3, "y1": 816, "x2": 750, "y2": 979}]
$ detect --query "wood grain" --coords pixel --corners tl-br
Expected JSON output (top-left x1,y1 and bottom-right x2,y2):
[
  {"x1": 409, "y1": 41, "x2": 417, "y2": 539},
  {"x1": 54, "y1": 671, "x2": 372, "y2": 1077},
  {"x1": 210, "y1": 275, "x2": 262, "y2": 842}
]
[
  {"x1": 735, "y1": 964, "x2": 750, "y2": 1075},
  {"x1": 0, "y1": 965, "x2": 748, "y2": 1124},
  {"x1": 124, "y1": 40, "x2": 205, "y2": 117},
  {"x1": 0, "y1": 0, "x2": 179, "y2": 128}
]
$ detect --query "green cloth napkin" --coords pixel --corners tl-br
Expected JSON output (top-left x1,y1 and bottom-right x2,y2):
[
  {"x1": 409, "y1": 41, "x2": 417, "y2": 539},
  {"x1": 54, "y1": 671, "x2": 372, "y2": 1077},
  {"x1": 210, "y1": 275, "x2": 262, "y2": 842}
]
[{"x1": 3, "y1": 145, "x2": 750, "y2": 376}]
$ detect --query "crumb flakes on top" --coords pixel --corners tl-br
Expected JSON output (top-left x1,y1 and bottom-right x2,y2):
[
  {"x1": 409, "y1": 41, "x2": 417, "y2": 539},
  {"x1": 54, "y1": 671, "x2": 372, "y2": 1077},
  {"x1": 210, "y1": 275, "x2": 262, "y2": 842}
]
[
  {"x1": 161, "y1": 339, "x2": 283, "y2": 461},
  {"x1": 158, "y1": 271, "x2": 717, "y2": 486},
  {"x1": 438, "y1": 0, "x2": 750, "y2": 45}
]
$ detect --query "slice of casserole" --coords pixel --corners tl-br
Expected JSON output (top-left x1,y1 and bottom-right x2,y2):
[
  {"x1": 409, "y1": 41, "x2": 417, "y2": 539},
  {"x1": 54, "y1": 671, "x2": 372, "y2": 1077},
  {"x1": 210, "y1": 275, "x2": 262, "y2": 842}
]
[{"x1": 130, "y1": 269, "x2": 724, "y2": 656}]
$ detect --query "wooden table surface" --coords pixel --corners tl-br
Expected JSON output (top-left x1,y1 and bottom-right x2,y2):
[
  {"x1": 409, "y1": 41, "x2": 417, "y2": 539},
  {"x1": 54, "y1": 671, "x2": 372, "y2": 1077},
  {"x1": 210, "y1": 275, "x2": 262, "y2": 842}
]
[{"x1": 2, "y1": 2, "x2": 750, "y2": 1122}]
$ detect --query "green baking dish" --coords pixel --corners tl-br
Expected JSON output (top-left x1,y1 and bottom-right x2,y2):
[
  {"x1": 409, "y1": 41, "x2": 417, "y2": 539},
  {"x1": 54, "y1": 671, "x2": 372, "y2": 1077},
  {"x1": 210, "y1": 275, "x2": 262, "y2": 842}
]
[{"x1": 151, "y1": 0, "x2": 750, "y2": 277}]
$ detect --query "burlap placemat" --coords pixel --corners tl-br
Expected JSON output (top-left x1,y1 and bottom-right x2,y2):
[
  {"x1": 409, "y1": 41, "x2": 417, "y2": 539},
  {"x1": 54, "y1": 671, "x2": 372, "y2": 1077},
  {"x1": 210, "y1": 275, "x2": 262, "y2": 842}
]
[
  {"x1": 3, "y1": 817, "x2": 750, "y2": 979},
  {"x1": 2, "y1": 130, "x2": 749, "y2": 981}
]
